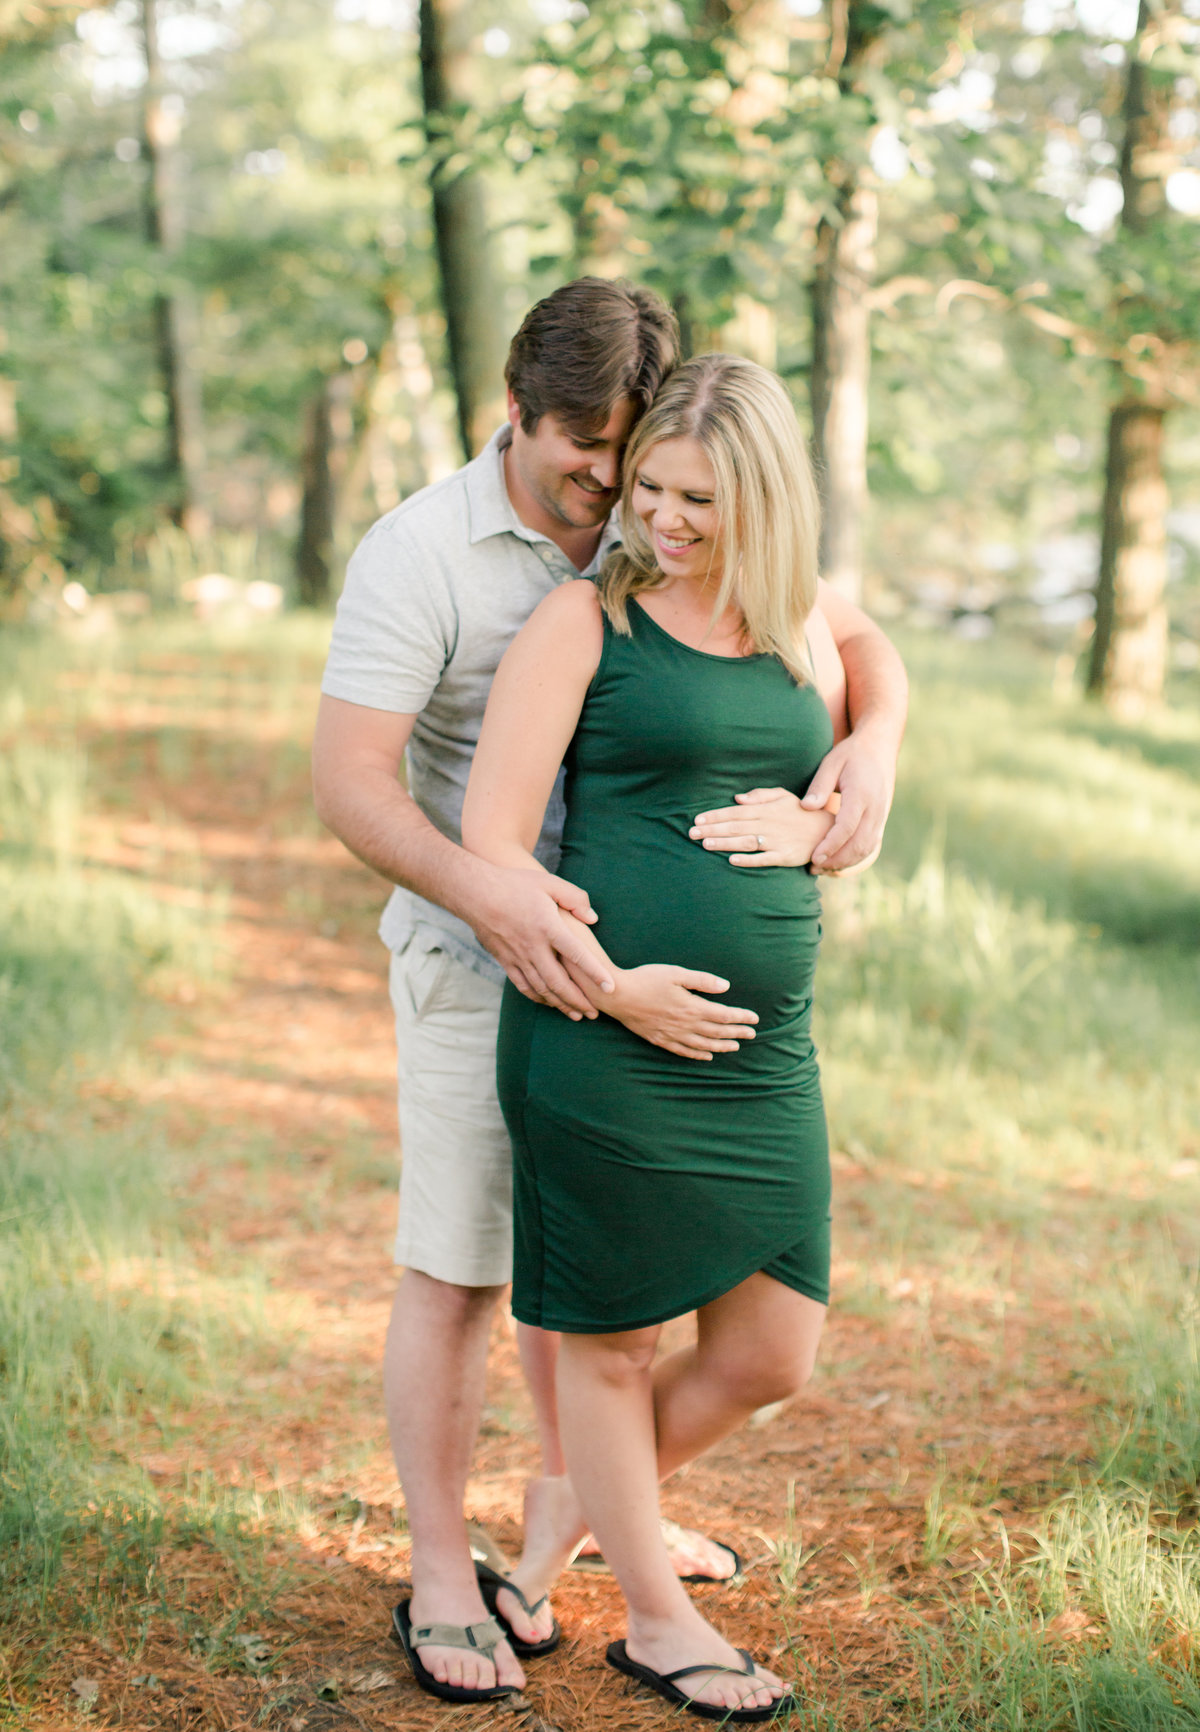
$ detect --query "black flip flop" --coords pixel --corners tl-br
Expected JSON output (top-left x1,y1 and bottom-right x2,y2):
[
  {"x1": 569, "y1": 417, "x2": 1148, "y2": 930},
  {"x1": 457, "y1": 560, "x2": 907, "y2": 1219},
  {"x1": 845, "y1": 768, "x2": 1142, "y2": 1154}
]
[
  {"x1": 475, "y1": 1560, "x2": 562, "y2": 1657},
  {"x1": 677, "y1": 1538, "x2": 745, "y2": 1586},
  {"x1": 391, "y1": 1599, "x2": 520, "y2": 1704},
  {"x1": 606, "y1": 1639, "x2": 797, "y2": 1723},
  {"x1": 573, "y1": 1531, "x2": 745, "y2": 1585}
]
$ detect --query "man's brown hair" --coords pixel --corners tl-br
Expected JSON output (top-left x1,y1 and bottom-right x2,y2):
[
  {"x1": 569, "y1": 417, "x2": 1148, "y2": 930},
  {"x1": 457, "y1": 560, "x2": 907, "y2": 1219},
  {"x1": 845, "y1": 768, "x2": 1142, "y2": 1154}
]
[{"x1": 505, "y1": 278, "x2": 679, "y2": 435}]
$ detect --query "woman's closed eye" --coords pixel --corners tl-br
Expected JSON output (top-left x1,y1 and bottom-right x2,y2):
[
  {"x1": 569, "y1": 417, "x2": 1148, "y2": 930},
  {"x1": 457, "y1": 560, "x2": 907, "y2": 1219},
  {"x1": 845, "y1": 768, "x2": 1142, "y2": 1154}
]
[{"x1": 636, "y1": 477, "x2": 713, "y2": 506}]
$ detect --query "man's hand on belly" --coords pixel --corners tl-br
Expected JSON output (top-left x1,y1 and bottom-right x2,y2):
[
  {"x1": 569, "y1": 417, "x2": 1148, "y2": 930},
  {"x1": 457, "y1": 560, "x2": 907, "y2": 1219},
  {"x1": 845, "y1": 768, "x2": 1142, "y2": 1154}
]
[
  {"x1": 690, "y1": 787, "x2": 836, "y2": 868},
  {"x1": 605, "y1": 965, "x2": 759, "y2": 1060},
  {"x1": 802, "y1": 731, "x2": 895, "y2": 872},
  {"x1": 471, "y1": 865, "x2": 614, "y2": 1019}
]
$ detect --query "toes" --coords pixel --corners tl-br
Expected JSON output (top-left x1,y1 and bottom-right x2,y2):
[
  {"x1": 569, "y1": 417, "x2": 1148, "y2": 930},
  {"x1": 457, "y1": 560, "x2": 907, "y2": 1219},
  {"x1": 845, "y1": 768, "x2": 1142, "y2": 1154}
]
[
  {"x1": 690, "y1": 1667, "x2": 782, "y2": 1712},
  {"x1": 496, "y1": 1587, "x2": 536, "y2": 1643},
  {"x1": 493, "y1": 1641, "x2": 525, "y2": 1690},
  {"x1": 417, "y1": 1647, "x2": 495, "y2": 1691},
  {"x1": 498, "y1": 1583, "x2": 554, "y2": 1643}
]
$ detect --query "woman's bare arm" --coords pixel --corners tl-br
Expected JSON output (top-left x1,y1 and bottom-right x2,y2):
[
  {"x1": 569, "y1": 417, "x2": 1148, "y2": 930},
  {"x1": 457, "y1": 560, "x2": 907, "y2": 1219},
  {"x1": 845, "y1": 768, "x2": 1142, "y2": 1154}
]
[{"x1": 463, "y1": 581, "x2": 760, "y2": 1059}]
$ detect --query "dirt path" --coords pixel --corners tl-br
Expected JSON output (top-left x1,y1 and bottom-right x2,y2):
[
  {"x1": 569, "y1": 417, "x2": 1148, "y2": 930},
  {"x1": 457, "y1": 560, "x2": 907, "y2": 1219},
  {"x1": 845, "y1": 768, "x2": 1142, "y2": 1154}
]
[{"x1": 61, "y1": 675, "x2": 1098, "y2": 1731}]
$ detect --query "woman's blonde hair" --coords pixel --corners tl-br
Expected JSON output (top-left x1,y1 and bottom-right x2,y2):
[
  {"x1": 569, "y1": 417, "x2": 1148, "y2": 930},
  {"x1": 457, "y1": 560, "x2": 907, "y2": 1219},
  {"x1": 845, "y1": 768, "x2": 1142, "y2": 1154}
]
[{"x1": 597, "y1": 353, "x2": 821, "y2": 684}]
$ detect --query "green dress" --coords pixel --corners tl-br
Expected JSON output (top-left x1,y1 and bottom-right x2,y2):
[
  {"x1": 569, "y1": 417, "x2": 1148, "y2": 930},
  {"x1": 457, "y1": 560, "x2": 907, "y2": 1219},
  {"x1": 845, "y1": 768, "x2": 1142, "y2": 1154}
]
[{"x1": 496, "y1": 598, "x2": 834, "y2": 1334}]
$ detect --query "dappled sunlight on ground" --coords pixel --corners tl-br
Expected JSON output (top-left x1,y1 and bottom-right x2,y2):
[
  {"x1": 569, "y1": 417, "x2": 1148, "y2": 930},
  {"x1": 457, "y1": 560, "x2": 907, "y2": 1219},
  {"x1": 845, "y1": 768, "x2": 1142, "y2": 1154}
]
[{"x1": 18, "y1": 626, "x2": 1139, "y2": 1729}]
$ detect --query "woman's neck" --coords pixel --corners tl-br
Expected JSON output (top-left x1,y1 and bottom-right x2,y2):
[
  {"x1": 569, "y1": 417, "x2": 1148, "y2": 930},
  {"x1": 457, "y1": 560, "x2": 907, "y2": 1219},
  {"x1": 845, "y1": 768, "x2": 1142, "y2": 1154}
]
[{"x1": 638, "y1": 577, "x2": 753, "y2": 656}]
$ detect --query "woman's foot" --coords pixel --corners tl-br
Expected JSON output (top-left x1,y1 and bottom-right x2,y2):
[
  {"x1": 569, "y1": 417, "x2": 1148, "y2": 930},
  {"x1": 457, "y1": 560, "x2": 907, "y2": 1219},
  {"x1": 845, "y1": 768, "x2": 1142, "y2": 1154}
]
[
  {"x1": 575, "y1": 1519, "x2": 743, "y2": 1583},
  {"x1": 623, "y1": 1605, "x2": 786, "y2": 1715},
  {"x1": 498, "y1": 1475, "x2": 588, "y2": 1646}
]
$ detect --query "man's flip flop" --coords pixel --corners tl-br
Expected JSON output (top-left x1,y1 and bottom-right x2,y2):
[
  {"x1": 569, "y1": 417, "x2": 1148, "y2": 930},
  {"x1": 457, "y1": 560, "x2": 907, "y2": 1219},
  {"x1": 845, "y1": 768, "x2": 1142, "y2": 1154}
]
[
  {"x1": 606, "y1": 1640, "x2": 797, "y2": 1723},
  {"x1": 391, "y1": 1599, "x2": 520, "y2": 1704},
  {"x1": 475, "y1": 1560, "x2": 562, "y2": 1657}
]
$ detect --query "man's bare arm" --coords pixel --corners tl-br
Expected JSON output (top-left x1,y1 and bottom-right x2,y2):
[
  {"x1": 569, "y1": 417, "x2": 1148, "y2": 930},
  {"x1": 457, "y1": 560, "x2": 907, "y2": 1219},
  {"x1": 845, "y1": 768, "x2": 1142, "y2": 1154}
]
[
  {"x1": 311, "y1": 694, "x2": 612, "y2": 1018},
  {"x1": 803, "y1": 581, "x2": 907, "y2": 871},
  {"x1": 688, "y1": 588, "x2": 901, "y2": 871}
]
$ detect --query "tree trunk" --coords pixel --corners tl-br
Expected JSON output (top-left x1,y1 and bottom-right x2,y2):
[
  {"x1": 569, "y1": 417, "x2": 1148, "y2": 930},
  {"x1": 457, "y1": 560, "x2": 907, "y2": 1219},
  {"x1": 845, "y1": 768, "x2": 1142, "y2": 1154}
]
[
  {"x1": 810, "y1": 178, "x2": 876, "y2": 602},
  {"x1": 295, "y1": 372, "x2": 360, "y2": 605},
  {"x1": 808, "y1": 0, "x2": 886, "y2": 604},
  {"x1": 701, "y1": 0, "x2": 786, "y2": 366},
  {"x1": 418, "y1": 0, "x2": 507, "y2": 461},
  {"x1": 295, "y1": 380, "x2": 337, "y2": 607},
  {"x1": 1087, "y1": 0, "x2": 1179, "y2": 712},
  {"x1": 1087, "y1": 401, "x2": 1169, "y2": 715},
  {"x1": 142, "y1": 0, "x2": 207, "y2": 536}
]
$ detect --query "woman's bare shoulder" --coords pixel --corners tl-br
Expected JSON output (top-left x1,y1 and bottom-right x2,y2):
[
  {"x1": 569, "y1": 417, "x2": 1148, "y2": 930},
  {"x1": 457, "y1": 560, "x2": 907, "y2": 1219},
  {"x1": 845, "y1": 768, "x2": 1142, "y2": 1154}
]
[
  {"x1": 521, "y1": 577, "x2": 605, "y2": 649},
  {"x1": 533, "y1": 577, "x2": 604, "y2": 621}
]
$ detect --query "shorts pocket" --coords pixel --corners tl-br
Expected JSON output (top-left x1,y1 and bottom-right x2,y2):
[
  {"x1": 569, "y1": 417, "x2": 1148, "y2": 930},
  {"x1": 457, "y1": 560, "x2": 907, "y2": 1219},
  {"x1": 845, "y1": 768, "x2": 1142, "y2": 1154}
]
[{"x1": 398, "y1": 941, "x2": 453, "y2": 1022}]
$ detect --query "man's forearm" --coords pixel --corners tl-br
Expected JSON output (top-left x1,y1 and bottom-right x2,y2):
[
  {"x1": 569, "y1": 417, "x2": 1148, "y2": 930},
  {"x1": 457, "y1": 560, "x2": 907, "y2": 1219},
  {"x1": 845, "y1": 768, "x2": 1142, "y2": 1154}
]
[
  {"x1": 314, "y1": 767, "x2": 491, "y2": 929},
  {"x1": 839, "y1": 624, "x2": 908, "y2": 756}
]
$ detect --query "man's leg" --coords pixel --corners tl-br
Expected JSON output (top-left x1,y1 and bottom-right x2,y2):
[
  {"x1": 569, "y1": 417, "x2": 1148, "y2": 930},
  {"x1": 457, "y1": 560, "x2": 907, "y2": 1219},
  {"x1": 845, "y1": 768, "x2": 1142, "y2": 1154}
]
[
  {"x1": 386, "y1": 938, "x2": 523, "y2": 1689},
  {"x1": 384, "y1": 1271, "x2": 523, "y2": 1690}
]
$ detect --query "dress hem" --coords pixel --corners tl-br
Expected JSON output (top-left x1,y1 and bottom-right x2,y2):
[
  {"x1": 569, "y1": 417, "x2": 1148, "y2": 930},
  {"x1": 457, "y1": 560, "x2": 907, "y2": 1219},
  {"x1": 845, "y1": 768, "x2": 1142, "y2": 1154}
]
[{"x1": 512, "y1": 1255, "x2": 830, "y2": 1335}]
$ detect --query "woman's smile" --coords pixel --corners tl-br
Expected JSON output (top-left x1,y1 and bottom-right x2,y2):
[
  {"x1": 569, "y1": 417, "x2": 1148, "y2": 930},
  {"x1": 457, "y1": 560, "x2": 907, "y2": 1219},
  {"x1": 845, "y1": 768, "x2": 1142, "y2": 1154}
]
[{"x1": 634, "y1": 437, "x2": 722, "y2": 585}]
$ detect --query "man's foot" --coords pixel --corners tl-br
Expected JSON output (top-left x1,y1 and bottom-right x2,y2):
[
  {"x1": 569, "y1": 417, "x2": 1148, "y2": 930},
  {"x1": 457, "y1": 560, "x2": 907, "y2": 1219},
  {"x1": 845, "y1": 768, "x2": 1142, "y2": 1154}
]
[
  {"x1": 574, "y1": 1519, "x2": 743, "y2": 1584},
  {"x1": 617, "y1": 1606, "x2": 787, "y2": 1717},
  {"x1": 403, "y1": 1588, "x2": 526, "y2": 1694}
]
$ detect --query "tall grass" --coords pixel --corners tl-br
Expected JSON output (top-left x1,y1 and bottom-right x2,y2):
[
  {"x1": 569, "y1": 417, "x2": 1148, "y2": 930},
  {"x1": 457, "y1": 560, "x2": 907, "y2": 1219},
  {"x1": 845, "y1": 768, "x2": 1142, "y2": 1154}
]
[
  {"x1": 911, "y1": 1490, "x2": 1200, "y2": 1730},
  {"x1": 0, "y1": 623, "x2": 275, "y2": 1645},
  {"x1": 828, "y1": 636, "x2": 1200, "y2": 1729},
  {"x1": 5, "y1": 615, "x2": 1198, "y2": 1722},
  {"x1": 0, "y1": 748, "x2": 216, "y2": 1102}
]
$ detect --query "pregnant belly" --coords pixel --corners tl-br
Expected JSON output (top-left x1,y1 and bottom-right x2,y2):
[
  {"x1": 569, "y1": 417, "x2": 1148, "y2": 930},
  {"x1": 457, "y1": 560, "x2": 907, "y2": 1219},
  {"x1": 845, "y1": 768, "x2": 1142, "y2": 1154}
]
[{"x1": 560, "y1": 836, "x2": 822, "y2": 1034}]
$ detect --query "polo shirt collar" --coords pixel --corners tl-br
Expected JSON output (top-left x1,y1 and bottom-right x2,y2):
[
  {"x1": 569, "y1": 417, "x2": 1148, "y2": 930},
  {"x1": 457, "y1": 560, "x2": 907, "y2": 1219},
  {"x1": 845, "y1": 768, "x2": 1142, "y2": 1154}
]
[
  {"x1": 464, "y1": 425, "x2": 622, "y2": 569},
  {"x1": 465, "y1": 426, "x2": 526, "y2": 546}
]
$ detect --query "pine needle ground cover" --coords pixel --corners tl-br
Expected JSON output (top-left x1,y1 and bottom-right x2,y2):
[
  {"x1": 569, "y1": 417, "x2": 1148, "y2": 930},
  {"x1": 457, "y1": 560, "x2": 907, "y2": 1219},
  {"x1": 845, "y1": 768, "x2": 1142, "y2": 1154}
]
[{"x1": 1, "y1": 618, "x2": 1196, "y2": 1731}]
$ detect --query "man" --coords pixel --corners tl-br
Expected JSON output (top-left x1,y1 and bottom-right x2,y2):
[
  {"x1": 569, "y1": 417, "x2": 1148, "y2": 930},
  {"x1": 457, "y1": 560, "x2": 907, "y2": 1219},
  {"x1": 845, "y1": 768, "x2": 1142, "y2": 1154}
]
[{"x1": 312, "y1": 278, "x2": 907, "y2": 1702}]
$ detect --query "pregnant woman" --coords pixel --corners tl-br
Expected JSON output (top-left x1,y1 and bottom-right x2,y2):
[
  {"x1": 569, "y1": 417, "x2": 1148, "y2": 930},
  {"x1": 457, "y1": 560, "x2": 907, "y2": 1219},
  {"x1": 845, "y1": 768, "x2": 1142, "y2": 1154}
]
[{"x1": 463, "y1": 354, "x2": 851, "y2": 1721}]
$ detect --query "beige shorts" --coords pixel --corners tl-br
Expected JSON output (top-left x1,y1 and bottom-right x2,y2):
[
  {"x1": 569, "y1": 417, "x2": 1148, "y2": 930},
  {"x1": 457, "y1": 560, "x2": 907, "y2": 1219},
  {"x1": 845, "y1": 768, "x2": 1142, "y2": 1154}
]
[{"x1": 388, "y1": 934, "x2": 512, "y2": 1287}]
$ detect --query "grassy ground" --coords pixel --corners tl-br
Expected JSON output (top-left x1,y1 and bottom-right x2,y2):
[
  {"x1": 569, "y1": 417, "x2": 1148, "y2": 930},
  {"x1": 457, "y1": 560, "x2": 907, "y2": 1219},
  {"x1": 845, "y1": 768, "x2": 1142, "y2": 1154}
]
[{"x1": 1, "y1": 614, "x2": 1197, "y2": 1730}]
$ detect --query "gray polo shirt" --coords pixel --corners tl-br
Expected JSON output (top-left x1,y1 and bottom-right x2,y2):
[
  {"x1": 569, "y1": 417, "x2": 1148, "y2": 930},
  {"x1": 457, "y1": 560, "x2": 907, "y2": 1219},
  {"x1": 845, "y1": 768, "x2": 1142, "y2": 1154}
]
[{"x1": 321, "y1": 426, "x2": 617, "y2": 983}]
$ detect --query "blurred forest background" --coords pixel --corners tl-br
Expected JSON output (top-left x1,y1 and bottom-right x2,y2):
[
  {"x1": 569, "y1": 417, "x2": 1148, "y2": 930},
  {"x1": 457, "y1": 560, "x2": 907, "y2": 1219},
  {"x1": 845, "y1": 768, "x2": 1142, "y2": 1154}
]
[
  {"x1": 4, "y1": 4, "x2": 1200, "y2": 1729},
  {"x1": 3, "y1": 0, "x2": 1200, "y2": 713}
]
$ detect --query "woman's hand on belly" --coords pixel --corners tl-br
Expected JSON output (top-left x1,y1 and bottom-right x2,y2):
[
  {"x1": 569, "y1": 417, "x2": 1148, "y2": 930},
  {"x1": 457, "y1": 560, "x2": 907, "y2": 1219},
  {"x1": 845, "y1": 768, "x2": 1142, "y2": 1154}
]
[
  {"x1": 689, "y1": 787, "x2": 836, "y2": 869},
  {"x1": 606, "y1": 964, "x2": 759, "y2": 1060}
]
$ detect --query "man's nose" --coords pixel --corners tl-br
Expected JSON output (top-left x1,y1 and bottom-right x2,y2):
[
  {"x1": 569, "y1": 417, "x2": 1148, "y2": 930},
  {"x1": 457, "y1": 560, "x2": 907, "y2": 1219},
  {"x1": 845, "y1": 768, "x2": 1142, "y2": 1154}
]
[{"x1": 588, "y1": 448, "x2": 620, "y2": 490}]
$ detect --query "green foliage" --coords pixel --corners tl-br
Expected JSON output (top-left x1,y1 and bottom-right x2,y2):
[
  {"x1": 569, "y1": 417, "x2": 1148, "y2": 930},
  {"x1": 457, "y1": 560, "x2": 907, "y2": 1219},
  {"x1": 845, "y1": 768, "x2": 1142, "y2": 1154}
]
[
  {"x1": 3, "y1": 0, "x2": 1199, "y2": 620},
  {"x1": 497, "y1": 0, "x2": 784, "y2": 318},
  {"x1": 0, "y1": 0, "x2": 437, "y2": 581}
]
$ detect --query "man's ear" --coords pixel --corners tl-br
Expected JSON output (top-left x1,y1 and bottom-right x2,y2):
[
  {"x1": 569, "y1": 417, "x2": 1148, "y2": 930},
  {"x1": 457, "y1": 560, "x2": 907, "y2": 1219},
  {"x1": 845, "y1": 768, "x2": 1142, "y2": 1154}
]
[{"x1": 506, "y1": 388, "x2": 522, "y2": 432}]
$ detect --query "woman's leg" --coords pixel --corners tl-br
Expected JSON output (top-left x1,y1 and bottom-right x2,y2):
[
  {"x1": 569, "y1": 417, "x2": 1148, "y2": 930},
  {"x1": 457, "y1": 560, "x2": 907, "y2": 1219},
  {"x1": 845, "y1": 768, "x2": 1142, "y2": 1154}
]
[
  {"x1": 653, "y1": 1273, "x2": 827, "y2": 1480},
  {"x1": 500, "y1": 1326, "x2": 587, "y2": 1642},
  {"x1": 556, "y1": 1325, "x2": 783, "y2": 1714},
  {"x1": 505, "y1": 1274, "x2": 825, "y2": 1683},
  {"x1": 510, "y1": 1321, "x2": 741, "y2": 1610}
]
